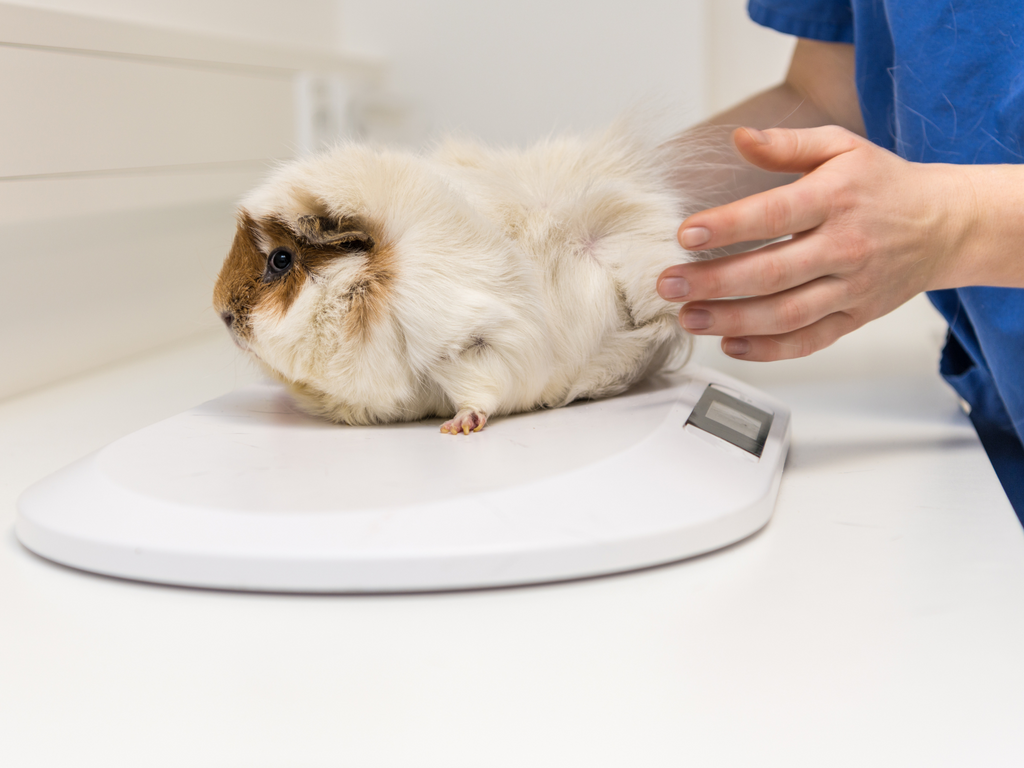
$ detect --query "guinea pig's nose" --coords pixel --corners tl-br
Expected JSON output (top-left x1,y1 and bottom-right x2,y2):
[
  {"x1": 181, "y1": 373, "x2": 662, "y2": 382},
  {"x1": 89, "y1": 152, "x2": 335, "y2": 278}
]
[{"x1": 220, "y1": 311, "x2": 234, "y2": 329}]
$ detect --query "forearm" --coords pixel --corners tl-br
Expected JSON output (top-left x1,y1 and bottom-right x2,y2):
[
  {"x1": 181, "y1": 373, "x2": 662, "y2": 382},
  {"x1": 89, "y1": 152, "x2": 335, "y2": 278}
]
[
  {"x1": 707, "y1": 83, "x2": 829, "y2": 132},
  {"x1": 668, "y1": 40, "x2": 863, "y2": 210},
  {"x1": 711, "y1": 38, "x2": 865, "y2": 132}
]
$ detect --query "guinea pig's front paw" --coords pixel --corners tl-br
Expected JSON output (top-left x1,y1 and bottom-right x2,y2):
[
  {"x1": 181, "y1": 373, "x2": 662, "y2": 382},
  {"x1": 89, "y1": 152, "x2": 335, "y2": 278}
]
[{"x1": 440, "y1": 408, "x2": 488, "y2": 435}]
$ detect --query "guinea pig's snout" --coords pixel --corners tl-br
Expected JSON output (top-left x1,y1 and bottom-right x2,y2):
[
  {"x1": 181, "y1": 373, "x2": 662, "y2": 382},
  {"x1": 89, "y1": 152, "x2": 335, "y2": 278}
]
[{"x1": 218, "y1": 307, "x2": 251, "y2": 351}]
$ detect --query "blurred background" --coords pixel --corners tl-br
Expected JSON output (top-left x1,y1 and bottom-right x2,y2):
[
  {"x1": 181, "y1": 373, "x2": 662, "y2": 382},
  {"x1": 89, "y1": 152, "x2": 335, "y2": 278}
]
[
  {"x1": 0, "y1": 0, "x2": 944, "y2": 403},
  {"x1": 2, "y1": 0, "x2": 794, "y2": 142}
]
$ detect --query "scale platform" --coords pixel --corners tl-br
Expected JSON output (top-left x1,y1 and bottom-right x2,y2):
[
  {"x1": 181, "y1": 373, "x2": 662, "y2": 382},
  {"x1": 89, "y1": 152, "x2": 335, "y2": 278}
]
[{"x1": 15, "y1": 366, "x2": 790, "y2": 592}]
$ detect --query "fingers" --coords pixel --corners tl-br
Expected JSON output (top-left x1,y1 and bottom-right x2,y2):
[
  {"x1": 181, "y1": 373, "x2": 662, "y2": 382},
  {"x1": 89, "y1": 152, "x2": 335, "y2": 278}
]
[
  {"x1": 658, "y1": 236, "x2": 833, "y2": 302},
  {"x1": 677, "y1": 125, "x2": 862, "y2": 251},
  {"x1": 662, "y1": 125, "x2": 875, "y2": 363},
  {"x1": 732, "y1": 125, "x2": 861, "y2": 174},
  {"x1": 679, "y1": 176, "x2": 830, "y2": 249},
  {"x1": 664, "y1": 265, "x2": 864, "y2": 362},
  {"x1": 677, "y1": 275, "x2": 852, "y2": 338},
  {"x1": 718, "y1": 311, "x2": 859, "y2": 362}
]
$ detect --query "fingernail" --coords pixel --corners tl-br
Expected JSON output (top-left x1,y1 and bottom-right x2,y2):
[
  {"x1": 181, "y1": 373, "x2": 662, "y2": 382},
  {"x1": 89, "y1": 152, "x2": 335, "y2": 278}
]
[
  {"x1": 658, "y1": 276, "x2": 690, "y2": 300},
  {"x1": 680, "y1": 227, "x2": 711, "y2": 249},
  {"x1": 682, "y1": 309, "x2": 713, "y2": 331},
  {"x1": 744, "y1": 127, "x2": 770, "y2": 144},
  {"x1": 723, "y1": 338, "x2": 750, "y2": 356}
]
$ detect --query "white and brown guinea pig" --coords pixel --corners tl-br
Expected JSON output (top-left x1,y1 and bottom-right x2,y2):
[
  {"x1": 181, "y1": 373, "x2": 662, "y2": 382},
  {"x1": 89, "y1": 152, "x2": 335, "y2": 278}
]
[{"x1": 213, "y1": 123, "x2": 703, "y2": 435}]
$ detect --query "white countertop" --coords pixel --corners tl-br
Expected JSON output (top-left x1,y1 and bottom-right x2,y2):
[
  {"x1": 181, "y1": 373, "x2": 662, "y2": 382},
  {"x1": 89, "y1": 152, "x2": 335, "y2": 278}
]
[{"x1": 3, "y1": 302, "x2": 1024, "y2": 767}]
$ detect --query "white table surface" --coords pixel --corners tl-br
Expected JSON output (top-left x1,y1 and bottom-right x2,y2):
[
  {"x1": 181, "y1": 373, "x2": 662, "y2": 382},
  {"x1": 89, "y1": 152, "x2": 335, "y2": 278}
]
[{"x1": 3, "y1": 304, "x2": 1024, "y2": 767}]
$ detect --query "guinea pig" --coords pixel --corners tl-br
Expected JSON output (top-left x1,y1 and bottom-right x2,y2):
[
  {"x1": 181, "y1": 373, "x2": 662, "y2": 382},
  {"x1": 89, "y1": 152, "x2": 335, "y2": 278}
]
[{"x1": 213, "y1": 124, "x2": 703, "y2": 434}]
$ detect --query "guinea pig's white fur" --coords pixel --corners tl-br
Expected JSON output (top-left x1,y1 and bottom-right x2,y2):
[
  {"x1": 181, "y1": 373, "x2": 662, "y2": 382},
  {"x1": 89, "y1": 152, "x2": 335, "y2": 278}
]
[{"x1": 213, "y1": 123, "x2": 702, "y2": 434}]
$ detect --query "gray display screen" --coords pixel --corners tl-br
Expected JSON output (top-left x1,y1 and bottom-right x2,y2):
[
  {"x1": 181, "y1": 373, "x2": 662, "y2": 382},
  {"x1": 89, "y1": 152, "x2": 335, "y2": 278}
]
[{"x1": 686, "y1": 385, "x2": 773, "y2": 457}]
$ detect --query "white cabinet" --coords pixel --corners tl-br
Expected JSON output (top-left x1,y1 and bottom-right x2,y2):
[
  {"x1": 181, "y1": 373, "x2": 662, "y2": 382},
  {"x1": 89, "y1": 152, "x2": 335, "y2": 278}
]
[
  {"x1": 0, "y1": 2, "x2": 382, "y2": 400},
  {"x1": 0, "y1": 46, "x2": 296, "y2": 177}
]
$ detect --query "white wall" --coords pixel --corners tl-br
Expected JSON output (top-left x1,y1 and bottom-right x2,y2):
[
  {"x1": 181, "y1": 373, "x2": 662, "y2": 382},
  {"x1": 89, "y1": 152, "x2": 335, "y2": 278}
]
[
  {"x1": 707, "y1": 0, "x2": 796, "y2": 116},
  {"x1": 338, "y1": 0, "x2": 796, "y2": 144},
  {"x1": 338, "y1": 0, "x2": 710, "y2": 146}
]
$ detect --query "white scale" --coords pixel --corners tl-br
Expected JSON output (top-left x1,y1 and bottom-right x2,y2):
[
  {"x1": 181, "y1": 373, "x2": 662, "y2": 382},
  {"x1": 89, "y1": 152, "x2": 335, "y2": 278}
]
[{"x1": 15, "y1": 366, "x2": 790, "y2": 592}]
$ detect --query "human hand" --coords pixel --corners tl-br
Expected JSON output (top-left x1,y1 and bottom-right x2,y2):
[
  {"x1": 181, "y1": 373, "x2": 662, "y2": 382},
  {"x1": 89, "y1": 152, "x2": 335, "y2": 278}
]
[{"x1": 657, "y1": 126, "x2": 973, "y2": 361}]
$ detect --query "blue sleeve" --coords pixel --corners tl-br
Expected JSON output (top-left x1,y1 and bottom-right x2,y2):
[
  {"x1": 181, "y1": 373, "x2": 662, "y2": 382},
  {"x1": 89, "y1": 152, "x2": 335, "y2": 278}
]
[{"x1": 747, "y1": 0, "x2": 854, "y2": 43}]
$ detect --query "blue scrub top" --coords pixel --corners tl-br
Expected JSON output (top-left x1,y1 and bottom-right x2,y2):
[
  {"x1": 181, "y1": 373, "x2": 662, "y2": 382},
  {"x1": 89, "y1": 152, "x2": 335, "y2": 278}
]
[{"x1": 748, "y1": 0, "x2": 1024, "y2": 521}]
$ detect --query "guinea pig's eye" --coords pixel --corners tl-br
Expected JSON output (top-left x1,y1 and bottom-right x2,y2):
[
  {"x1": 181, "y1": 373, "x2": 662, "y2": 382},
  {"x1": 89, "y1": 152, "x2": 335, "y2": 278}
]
[{"x1": 267, "y1": 247, "x2": 294, "y2": 276}]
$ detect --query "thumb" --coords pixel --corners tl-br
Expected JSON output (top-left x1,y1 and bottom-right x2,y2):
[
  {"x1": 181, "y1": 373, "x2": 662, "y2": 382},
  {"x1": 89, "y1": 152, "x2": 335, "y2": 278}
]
[{"x1": 733, "y1": 125, "x2": 862, "y2": 174}]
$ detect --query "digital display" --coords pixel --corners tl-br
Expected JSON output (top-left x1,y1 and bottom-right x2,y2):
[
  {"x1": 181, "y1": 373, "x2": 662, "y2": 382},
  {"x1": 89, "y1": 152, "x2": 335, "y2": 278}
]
[
  {"x1": 686, "y1": 386, "x2": 773, "y2": 457},
  {"x1": 705, "y1": 400, "x2": 762, "y2": 440}
]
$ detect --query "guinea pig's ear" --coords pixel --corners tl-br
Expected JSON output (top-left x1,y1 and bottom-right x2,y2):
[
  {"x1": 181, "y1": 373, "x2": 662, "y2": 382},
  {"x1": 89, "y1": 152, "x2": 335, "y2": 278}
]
[{"x1": 295, "y1": 214, "x2": 375, "y2": 252}]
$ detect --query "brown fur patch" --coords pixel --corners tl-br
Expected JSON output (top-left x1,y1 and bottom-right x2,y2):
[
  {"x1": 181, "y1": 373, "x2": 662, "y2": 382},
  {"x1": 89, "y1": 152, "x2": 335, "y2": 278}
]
[
  {"x1": 212, "y1": 209, "x2": 392, "y2": 342},
  {"x1": 342, "y1": 241, "x2": 395, "y2": 340},
  {"x1": 295, "y1": 214, "x2": 375, "y2": 250},
  {"x1": 251, "y1": 215, "x2": 308, "y2": 319},
  {"x1": 213, "y1": 211, "x2": 267, "y2": 342}
]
